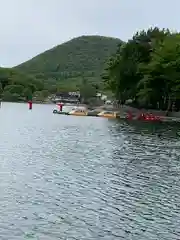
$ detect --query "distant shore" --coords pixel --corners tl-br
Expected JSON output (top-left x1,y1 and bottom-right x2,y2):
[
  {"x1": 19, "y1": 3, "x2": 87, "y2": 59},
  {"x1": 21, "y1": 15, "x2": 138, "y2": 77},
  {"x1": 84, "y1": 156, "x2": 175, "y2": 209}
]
[{"x1": 3, "y1": 100, "x2": 180, "y2": 119}]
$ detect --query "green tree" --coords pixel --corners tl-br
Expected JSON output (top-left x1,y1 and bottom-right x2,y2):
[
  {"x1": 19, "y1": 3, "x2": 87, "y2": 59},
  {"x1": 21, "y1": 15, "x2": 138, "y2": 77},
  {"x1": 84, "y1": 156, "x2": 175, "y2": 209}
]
[
  {"x1": 2, "y1": 91, "x2": 21, "y2": 101},
  {"x1": 0, "y1": 67, "x2": 46, "y2": 102},
  {"x1": 41, "y1": 90, "x2": 49, "y2": 98},
  {"x1": 23, "y1": 88, "x2": 32, "y2": 101},
  {"x1": 138, "y1": 33, "x2": 180, "y2": 111},
  {"x1": 80, "y1": 78, "x2": 97, "y2": 103},
  {"x1": 0, "y1": 82, "x2": 3, "y2": 97},
  {"x1": 4, "y1": 84, "x2": 24, "y2": 94},
  {"x1": 103, "y1": 27, "x2": 174, "y2": 108}
]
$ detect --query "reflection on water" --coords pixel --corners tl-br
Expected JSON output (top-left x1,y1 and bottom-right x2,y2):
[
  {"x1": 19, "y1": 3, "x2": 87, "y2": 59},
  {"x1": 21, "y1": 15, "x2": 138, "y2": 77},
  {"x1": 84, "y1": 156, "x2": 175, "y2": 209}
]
[{"x1": 0, "y1": 102, "x2": 179, "y2": 239}]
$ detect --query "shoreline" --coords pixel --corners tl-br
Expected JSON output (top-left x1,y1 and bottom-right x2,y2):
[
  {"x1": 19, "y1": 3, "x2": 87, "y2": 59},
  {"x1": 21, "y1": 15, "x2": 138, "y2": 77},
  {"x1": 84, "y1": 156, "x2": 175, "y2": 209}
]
[{"x1": 2, "y1": 101, "x2": 180, "y2": 119}]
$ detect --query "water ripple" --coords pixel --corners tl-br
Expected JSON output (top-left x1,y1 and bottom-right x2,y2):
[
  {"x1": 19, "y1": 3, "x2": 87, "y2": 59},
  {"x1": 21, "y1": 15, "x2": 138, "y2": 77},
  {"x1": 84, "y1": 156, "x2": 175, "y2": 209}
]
[{"x1": 0, "y1": 103, "x2": 179, "y2": 239}]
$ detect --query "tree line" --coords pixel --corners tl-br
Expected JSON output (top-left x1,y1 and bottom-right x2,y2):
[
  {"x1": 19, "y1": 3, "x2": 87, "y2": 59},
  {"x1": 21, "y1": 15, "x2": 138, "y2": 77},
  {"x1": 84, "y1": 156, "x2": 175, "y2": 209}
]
[
  {"x1": 0, "y1": 67, "x2": 101, "y2": 103},
  {"x1": 0, "y1": 68, "x2": 50, "y2": 102},
  {"x1": 102, "y1": 27, "x2": 180, "y2": 112}
]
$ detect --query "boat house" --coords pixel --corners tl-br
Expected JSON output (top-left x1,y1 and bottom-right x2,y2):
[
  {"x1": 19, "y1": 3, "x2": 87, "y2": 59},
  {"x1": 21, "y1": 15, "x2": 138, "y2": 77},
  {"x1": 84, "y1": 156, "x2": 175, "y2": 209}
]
[{"x1": 52, "y1": 91, "x2": 80, "y2": 104}]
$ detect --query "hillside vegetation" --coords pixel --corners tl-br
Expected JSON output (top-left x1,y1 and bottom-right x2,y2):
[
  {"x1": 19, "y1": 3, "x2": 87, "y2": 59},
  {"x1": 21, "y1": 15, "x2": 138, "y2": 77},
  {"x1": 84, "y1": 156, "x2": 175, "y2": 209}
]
[
  {"x1": 0, "y1": 35, "x2": 122, "y2": 102},
  {"x1": 15, "y1": 35, "x2": 122, "y2": 91},
  {"x1": 0, "y1": 67, "x2": 45, "y2": 102},
  {"x1": 103, "y1": 27, "x2": 180, "y2": 113}
]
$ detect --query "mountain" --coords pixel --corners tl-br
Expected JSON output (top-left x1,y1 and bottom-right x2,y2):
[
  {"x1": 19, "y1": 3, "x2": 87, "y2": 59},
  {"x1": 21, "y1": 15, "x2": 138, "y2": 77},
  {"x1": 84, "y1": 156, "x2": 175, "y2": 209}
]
[
  {"x1": 15, "y1": 35, "x2": 123, "y2": 90},
  {"x1": 0, "y1": 35, "x2": 122, "y2": 102}
]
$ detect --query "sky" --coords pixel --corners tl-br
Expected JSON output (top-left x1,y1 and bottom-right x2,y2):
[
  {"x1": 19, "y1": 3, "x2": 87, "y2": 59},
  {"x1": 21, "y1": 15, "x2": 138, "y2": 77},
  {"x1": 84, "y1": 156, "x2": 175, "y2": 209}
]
[{"x1": 0, "y1": 0, "x2": 180, "y2": 67}]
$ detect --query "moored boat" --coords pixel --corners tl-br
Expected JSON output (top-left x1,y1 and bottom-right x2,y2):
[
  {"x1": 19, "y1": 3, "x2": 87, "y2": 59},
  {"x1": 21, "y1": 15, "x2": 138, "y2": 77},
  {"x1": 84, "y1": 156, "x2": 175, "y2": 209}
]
[
  {"x1": 68, "y1": 109, "x2": 87, "y2": 116},
  {"x1": 125, "y1": 112, "x2": 162, "y2": 122},
  {"x1": 53, "y1": 109, "x2": 69, "y2": 115},
  {"x1": 97, "y1": 111, "x2": 118, "y2": 118}
]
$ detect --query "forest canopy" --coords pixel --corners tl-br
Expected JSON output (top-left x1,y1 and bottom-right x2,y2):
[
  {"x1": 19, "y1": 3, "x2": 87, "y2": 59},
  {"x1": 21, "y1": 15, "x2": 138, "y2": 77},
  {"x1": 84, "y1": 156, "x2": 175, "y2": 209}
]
[
  {"x1": 0, "y1": 68, "x2": 45, "y2": 101},
  {"x1": 15, "y1": 35, "x2": 122, "y2": 93},
  {"x1": 102, "y1": 27, "x2": 180, "y2": 112}
]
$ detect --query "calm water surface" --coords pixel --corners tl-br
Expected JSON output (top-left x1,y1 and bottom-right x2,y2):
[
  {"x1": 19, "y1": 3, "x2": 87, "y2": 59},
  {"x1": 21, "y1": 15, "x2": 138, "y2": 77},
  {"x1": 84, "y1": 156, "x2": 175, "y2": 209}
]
[{"x1": 0, "y1": 102, "x2": 180, "y2": 240}]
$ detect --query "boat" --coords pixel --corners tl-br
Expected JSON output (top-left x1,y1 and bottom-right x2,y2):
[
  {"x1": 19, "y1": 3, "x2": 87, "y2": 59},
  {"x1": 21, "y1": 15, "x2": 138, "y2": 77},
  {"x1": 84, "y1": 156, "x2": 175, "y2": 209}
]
[
  {"x1": 125, "y1": 112, "x2": 162, "y2": 122},
  {"x1": 68, "y1": 108, "x2": 88, "y2": 116},
  {"x1": 53, "y1": 109, "x2": 69, "y2": 115},
  {"x1": 53, "y1": 106, "x2": 119, "y2": 119},
  {"x1": 97, "y1": 111, "x2": 118, "y2": 118},
  {"x1": 87, "y1": 110, "x2": 100, "y2": 117}
]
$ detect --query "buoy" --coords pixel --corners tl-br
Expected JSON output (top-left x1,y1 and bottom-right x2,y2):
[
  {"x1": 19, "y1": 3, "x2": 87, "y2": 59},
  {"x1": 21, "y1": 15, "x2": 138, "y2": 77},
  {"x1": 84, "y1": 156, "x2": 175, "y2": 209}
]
[{"x1": 28, "y1": 100, "x2": 32, "y2": 110}]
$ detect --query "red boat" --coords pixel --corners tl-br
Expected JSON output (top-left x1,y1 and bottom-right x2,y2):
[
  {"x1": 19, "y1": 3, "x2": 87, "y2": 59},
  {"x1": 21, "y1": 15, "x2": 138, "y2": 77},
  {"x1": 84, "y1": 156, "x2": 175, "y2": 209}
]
[{"x1": 126, "y1": 112, "x2": 162, "y2": 122}]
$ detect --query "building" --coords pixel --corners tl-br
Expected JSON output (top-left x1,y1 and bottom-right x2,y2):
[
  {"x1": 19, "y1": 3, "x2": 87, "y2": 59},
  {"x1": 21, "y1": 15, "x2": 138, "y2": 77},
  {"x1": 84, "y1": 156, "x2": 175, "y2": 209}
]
[
  {"x1": 96, "y1": 92, "x2": 108, "y2": 101},
  {"x1": 52, "y1": 91, "x2": 80, "y2": 104}
]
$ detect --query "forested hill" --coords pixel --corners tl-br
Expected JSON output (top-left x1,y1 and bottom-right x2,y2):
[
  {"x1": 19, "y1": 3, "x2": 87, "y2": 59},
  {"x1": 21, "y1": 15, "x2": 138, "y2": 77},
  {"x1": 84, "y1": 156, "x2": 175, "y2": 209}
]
[
  {"x1": 14, "y1": 35, "x2": 122, "y2": 88},
  {"x1": 0, "y1": 35, "x2": 122, "y2": 102},
  {"x1": 103, "y1": 27, "x2": 180, "y2": 112}
]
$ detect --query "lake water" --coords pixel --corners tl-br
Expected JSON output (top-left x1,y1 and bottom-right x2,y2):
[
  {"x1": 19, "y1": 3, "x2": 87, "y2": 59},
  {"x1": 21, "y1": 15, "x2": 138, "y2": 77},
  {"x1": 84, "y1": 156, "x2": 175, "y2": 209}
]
[{"x1": 0, "y1": 102, "x2": 180, "y2": 240}]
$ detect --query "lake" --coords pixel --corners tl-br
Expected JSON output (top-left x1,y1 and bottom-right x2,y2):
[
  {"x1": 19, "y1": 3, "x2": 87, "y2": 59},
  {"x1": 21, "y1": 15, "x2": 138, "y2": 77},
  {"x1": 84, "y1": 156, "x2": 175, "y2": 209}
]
[{"x1": 0, "y1": 102, "x2": 180, "y2": 239}]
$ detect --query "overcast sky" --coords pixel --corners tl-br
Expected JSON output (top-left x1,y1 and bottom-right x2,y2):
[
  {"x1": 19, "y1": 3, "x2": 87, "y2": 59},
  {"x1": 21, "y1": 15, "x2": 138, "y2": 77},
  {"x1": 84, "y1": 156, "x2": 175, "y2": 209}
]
[{"x1": 0, "y1": 0, "x2": 179, "y2": 67}]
